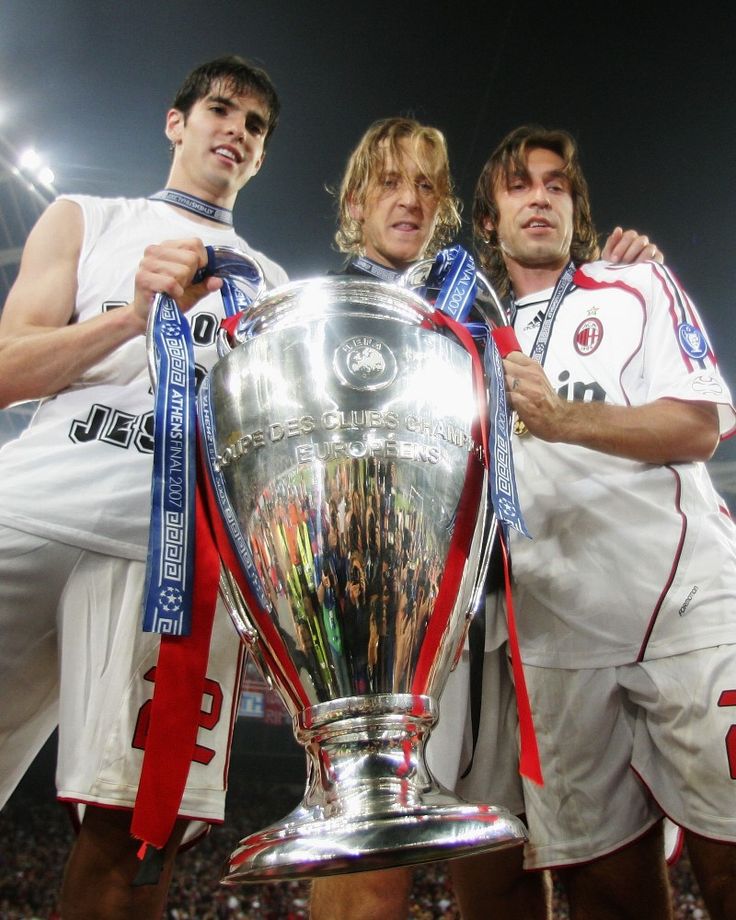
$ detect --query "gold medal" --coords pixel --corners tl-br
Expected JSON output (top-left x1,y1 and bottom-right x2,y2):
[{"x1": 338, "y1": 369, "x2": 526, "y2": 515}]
[{"x1": 513, "y1": 415, "x2": 528, "y2": 437}]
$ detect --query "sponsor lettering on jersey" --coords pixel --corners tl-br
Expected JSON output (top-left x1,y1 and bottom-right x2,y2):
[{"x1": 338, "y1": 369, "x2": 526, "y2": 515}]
[
  {"x1": 69, "y1": 404, "x2": 154, "y2": 452},
  {"x1": 556, "y1": 371, "x2": 607, "y2": 403}
]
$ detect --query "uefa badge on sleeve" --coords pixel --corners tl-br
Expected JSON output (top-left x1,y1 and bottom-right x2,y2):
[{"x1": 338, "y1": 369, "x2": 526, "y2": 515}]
[{"x1": 677, "y1": 323, "x2": 708, "y2": 361}]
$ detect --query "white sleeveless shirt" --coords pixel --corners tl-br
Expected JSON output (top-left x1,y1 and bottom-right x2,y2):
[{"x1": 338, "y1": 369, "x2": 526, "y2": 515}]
[{"x1": 0, "y1": 195, "x2": 288, "y2": 559}]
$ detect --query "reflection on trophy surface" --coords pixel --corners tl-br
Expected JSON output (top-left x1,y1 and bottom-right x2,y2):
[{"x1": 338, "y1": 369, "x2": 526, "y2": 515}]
[{"x1": 198, "y1": 273, "x2": 527, "y2": 882}]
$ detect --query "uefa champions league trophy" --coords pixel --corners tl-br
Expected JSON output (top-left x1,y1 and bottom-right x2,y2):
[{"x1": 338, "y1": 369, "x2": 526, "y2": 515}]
[{"x1": 195, "y1": 259, "x2": 527, "y2": 882}]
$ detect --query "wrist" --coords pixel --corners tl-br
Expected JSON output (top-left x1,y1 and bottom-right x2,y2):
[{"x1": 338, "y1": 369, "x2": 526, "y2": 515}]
[
  {"x1": 551, "y1": 398, "x2": 582, "y2": 446},
  {"x1": 119, "y1": 300, "x2": 149, "y2": 337}
]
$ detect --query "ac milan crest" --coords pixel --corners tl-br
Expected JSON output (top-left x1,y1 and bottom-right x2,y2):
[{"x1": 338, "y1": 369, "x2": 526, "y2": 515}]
[{"x1": 573, "y1": 317, "x2": 603, "y2": 355}]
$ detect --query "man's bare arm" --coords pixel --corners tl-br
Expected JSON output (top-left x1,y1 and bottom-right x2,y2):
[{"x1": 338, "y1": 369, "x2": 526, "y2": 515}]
[
  {"x1": 505, "y1": 351, "x2": 719, "y2": 464},
  {"x1": 0, "y1": 199, "x2": 222, "y2": 408}
]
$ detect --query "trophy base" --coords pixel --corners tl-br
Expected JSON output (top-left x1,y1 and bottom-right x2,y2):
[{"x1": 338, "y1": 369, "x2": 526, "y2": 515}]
[{"x1": 222, "y1": 792, "x2": 526, "y2": 883}]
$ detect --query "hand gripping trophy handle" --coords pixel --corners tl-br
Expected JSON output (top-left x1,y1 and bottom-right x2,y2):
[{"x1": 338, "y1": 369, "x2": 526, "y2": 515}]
[{"x1": 186, "y1": 264, "x2": 527, "y2": 882}]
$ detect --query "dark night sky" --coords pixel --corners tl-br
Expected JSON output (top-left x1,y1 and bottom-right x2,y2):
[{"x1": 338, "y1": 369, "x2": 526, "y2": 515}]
[
  {"x1": 2, "y1": 2, "x2": 736, "y2": 859},
  {"x1": 2, "y1": 0, "x2": 735, "y2": 460}
]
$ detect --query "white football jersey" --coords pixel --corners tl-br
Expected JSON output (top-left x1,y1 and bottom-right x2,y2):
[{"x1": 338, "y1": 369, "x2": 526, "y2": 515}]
[{"x1": 509, "y1": 260, "x2": 736, "y2": 667}]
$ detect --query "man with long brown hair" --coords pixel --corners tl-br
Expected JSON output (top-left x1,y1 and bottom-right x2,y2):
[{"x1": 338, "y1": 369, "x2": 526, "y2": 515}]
[{"x1": 453, "y1": 124, "x2": 736, "y2": 920}]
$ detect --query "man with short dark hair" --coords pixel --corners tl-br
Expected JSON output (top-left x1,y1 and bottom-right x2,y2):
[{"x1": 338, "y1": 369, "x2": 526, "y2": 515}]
[{"x1": 0, "y1": 55, "x2": 287, "y2": 919}]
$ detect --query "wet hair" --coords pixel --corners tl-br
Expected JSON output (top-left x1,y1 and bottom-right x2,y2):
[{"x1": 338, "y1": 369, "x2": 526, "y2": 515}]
[
  {"x1": 171, "y1": 54, "x2": 280, "y2": 145},
  {"x1": 472, "y1": 125, "x2": 599, "y2": 296},
  {"x1": 335, "y1": 116, "x2": 461, "y2": 257}
]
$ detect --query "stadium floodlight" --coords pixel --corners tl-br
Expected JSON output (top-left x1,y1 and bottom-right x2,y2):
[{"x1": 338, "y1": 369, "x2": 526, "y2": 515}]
[
  {"x1": 12, "y1": 145, "x2": 57, "y2": 199},
  {"x1": 37, "y1": 166, "x2": 55, "y2": 186},
  {"x1": 18, "y1": 147, "x2": 42, "y2": 171}
]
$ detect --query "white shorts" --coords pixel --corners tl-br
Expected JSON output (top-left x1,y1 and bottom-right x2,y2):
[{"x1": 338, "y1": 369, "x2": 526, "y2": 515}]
[
  {"x1": 0, "y1": 526, "x2": 245, "y2": 834},
  {"x1": 520, "y1": 647, "x2": 736, "y2": 869},
  {"x1": 426, "y1": 645, "x2": 524, "y2": 816}
]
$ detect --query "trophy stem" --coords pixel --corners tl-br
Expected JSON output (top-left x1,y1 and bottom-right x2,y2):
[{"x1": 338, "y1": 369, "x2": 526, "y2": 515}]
[{"x1": 222, "y1": 694, "x2": 526, "y2": 884}]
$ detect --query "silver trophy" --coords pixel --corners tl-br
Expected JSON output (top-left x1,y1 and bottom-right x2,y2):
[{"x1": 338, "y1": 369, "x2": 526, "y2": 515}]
[{"x1": 196, "y1": 263, "x2": 527, "y2": 882}]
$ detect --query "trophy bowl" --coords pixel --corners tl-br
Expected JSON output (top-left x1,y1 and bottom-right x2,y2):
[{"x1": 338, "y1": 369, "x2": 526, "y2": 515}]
[{"x1": 197, "y1": 275, "x2": 527, "y2": 882}]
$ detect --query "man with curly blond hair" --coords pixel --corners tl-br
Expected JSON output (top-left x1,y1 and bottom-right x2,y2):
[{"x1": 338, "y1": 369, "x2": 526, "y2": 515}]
[{"x1": 309, "y1": 118, "x2": 662, "y2": 920}]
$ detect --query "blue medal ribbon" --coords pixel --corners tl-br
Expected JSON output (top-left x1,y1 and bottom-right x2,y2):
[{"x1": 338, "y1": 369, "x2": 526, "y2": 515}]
[
  {"x1": 142, "y1": 297, "x2": 197, "y2": 634},
  {"x1": 424, "y1": 244, "x2": 477, "y2": 322},
  {"x1": 482, "y1": 326, "x2": 529, "y2": 538},
  {"x1": 511, "y1": 260, "x2": 576, "y2": 366},
  {"x1": 142, "y1": 245, "x2": 264, "y2": 635},
  {"x1": 427, "y1": 245, "x2": 527, "y2": 537}
]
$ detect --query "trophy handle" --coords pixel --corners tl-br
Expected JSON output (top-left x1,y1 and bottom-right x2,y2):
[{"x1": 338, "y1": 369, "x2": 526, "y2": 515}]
[
  {"x1": 400, "y1": 260, "x2": 510, "y2": 667},
  {"x1": 215, "y1": 324, "x2": 235, "y2": 358},
  {"x1": 146, "y1": 244, "x2": 267, "y2": 375},
  {"x1": 218, "y1": 566, "x2": 277, "y2": 691},
  {"x1": 398, "y1": 259, "x2": 508, "y2": 330},
  {"x1": 464, "y1": 268, "x2": 510, "y2": 620},
  {"x1": 204, "y1": 245, "x2": 266, "y2": 299}
]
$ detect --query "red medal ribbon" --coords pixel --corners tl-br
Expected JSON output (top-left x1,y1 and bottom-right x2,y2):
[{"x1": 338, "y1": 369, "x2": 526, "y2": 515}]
[
  {"x1": 491, "y1": 326, "x2": 522, "y2": 358},
  {"x1": 131, "y1": 486, "x2": 221, "y2": 860}
]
